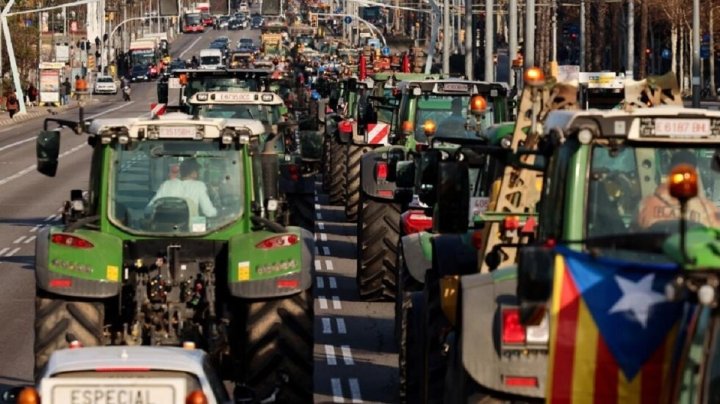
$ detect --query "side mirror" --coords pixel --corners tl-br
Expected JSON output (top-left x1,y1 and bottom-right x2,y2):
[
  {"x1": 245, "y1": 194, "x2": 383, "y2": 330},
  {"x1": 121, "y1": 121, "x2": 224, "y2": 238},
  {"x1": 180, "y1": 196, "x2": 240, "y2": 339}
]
[
  {"x1": 433, "y1": 160, "x2": 469, "y2": 234},
  {"x1": 386, "y1": 149, "x2": 405, "y2": 182},
  {"x1": 516, "y1": 245, "x2": 554, "y2": 326},
  {"x1": 37, "y1": 130, "x2": 61, "y2": 177},
  {"x1": 417, "y1": 149, "x2": 441, "y2": 206},
  {"x1": 1, "y1": 386, "x2": 31, "y2": 403}
]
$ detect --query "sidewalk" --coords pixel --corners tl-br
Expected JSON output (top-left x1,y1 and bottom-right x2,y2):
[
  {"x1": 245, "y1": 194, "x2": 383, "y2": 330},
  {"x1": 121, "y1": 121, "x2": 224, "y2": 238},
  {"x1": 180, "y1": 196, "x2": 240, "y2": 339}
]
[{"x1": 0, "y1": 99, "x2": 94, "y2": 127}]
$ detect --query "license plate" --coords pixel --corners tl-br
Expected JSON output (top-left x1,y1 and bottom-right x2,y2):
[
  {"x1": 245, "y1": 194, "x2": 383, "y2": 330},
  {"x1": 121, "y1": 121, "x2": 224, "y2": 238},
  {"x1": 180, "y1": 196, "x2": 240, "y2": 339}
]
[
  {"x1": 654, "y1": 118, "x2": 711, "y2": 137},
  {"x1": 42, "y1": 377, "x2": 186, "y2": 404},
  {"x1": 159, "y1": 126, "x2": 197, "y2": 138}
]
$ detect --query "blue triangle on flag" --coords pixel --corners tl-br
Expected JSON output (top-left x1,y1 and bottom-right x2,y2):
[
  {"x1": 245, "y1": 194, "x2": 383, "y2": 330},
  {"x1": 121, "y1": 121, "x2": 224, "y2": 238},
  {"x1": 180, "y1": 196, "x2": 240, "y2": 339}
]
[{"x1": 561, "y1": 249, "x2": 683, "y2": 380}]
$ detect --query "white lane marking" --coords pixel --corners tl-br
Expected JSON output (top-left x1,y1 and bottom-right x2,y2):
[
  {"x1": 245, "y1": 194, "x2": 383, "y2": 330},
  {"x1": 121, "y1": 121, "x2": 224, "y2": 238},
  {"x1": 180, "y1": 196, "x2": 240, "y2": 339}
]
[
  {"x1": 314, "y1": 246, "x2": 319, "y2": 256},
  {"x1": 323, "y1": 246, "x2": 331, "y2": 256},
  {"x1": 5, "y1": 247, "x2": 20, "y2": 257},
  {"x1": 317, "y1": 212, "x2": 323, "y2": 220},
  {"x1": 86, "y1": 101, "x2": 136, "y2": 119},
  {"x1": 336, "y1": 318, "x2": 347, "y2": 334},
  {"x1": 13, "y1": 236, "x2": 26, "y2": 244},
  {"x1": 318, "y1": 296, "x2": 328, "y2": 309},
  {"x1": 326, "y1": 260, "x2": 334, "y2": 271},
  {"x1": 0, "y1": 144, "x2": 84, "y2": 187},
  {"x1": 314, "y1": 259, "x2": 321, "y2": 271},
  {"x1": 315, "y1": 204, "x2": 321, "y2": 210},
  {"x1": 0, "y1": 247, "x2": 8, "y2": 256},
  {"x1": 332, "y1": 296, "x2": 342, "y2": 309},
  {"x1": 316, "y1": 277, "x2": 325, "y2": 289},
  {"x1": 44, "y1": 214, "x2": 57, "y2": 221},
  {"x1": 331, "y1": 378, "x2": 344, "y2": 403},
  {"x1": 30, "y1": 224, "x2": 43, "y2": 232},
  {"x1": 349, "y1": 378, "x2": 363, "y2": 403},
  {"x1": 320, "y1": 233, "x2": 328, "y2": 242},
  {"x1": 0, "y1": 136, "x2": 34, "y2": 151},
  {"x1": 318, "y1": 222, "x2": 325, "y2": 230},
  {"x1": 329, "y1": 276, "x2": 337, "y2": 289},
  {"x1": 324, "y1": 344, "x2": 337, "y2": 365},
  {"x1": 321, "y1": 317, "x2": 332, "y2": 334},
  {"x1": 314, "y1": 195, "x2": 318, "y2": 202},
  {"x1": 179, "y1": 36, "x2": 202, "y2": 58},
  {"x1": 24, "y1": 236, "x2": 36, "y2": 244},
  {"x1": 341, "y1": 345, "x2": 354, "y2": 365}
]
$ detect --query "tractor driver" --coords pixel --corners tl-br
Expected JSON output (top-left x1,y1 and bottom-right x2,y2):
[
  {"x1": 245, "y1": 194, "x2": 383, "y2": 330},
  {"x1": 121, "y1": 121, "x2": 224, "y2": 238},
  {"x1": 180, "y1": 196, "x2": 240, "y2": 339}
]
[
  {"x1": 636, "y1": 150, "x2": 720, "y2": 229},
  {"x1": 436, "y1": 98, "x2": 467, "y2": 136},
  {"x1": 149, "y1": 159, "x2": 218, "y2": 218}
]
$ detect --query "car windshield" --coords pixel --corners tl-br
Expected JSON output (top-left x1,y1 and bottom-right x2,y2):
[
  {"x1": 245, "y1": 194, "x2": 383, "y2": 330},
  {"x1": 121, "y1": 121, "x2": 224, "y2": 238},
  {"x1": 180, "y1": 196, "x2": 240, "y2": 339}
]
[
  {"x1": 185, "y1": 14, "x2": 201, "y2": 24},
  {"x1": 413, "y1": 95, "x2": 494, "y2": 142},
  {"x1": 110, "y1": 139, "x2": 245, "y2": 235},
  {"x1": 201, "y1": 56, "x2": 221, "y2": 65},
  {"x1": 586, "y1": 144, "x2": 720, "y2": 241},
  {"x1": 194, "y1": 104, "x2": 281, "y2": 124},
  {"x1": 97, "y1": 77, "x2": 113, "y2": 83},
  {"x1": 239, "y1": 39, "x2": 253, "y2": 45},
  {"x1": 132, "y1": 66, "x2": 147, "y2": 73}
]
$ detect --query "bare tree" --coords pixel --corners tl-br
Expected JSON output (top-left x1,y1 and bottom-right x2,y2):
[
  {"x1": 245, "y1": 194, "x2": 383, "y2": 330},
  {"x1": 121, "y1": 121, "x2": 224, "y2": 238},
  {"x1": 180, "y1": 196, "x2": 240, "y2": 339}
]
[{"x1": 638, "y1": 0, "x2": 648, "y2": 78}]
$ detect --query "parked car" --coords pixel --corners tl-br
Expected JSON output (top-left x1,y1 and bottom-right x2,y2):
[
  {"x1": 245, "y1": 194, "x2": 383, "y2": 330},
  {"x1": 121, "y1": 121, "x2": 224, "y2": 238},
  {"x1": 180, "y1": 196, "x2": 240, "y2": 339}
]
[
  {"x1": 93, "y1": 75, "x2": 117, "y2": 94},
  {"x1": 218, "y1": 15, "x2": 230, "y2": 29},
  {"x1": 250, "y1": 15, "x2": 263, "y2": 29},
  {"x1": 228, "y1": 17, "x2": 242, "y2": 30},
  {"x1": 129, "y1": 64, "x2": 150, "y2": 81},
  {"x1": 4, "y1": 345, "x2": 231, "y2": 404}
]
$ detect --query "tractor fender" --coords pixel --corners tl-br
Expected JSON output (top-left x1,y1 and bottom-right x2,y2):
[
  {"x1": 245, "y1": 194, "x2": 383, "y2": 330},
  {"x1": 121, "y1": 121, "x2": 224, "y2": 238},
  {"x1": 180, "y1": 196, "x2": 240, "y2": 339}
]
[
  {"x1": 460, "y1": 268, "x2": 547, "y2": 399},
  {"x1": 431, "y1": 234, "x2": 477, "y2": 278},
  {"x1": 360, "y1": 146, "x2": 404, "y2": 201},
  {"x1": 228, "y1": 227, "x2": 314, "y2": 299},
  {"x1": 401, "y1": 232, "x2": 432, "y2": 284},
  {"x1": 35, "y1": 226, "x2": 123, "y2": 298}
]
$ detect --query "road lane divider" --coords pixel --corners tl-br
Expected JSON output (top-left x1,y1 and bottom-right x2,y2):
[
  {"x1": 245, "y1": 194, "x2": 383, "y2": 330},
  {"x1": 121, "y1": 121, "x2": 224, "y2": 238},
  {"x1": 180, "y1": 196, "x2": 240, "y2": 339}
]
[
  {"x1": 340, "y1": 345, "x2": 354, "y2": 365},
  {"x1": 330, "y1": 378, "x2": 344, "y2": 403},
  {"x1": 348, "y1": 379, "x2": 363, "y2": 403},
  {"x1": 324, "y1": 345, "x2": 337, "y2": 365}
]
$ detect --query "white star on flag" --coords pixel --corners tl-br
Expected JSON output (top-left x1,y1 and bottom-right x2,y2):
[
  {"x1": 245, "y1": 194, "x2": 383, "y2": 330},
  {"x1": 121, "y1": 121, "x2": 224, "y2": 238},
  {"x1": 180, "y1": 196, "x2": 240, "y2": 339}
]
[{"x1": 608, "y1": 273, "x2": 666, "y2": 328}]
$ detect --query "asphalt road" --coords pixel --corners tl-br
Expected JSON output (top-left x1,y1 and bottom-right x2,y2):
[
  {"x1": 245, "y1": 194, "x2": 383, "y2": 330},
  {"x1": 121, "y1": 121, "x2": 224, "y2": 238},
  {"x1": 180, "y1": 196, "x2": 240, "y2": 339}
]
[{"x1": 0, "y1": 22, "x2": 400, "y2": 404}]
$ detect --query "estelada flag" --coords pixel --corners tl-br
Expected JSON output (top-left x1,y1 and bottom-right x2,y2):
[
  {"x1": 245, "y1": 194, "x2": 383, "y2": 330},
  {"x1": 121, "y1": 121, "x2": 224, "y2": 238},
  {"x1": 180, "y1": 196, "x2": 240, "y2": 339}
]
[{"x1": 547, "y1": 247, "x2": 689, "y2": 404}]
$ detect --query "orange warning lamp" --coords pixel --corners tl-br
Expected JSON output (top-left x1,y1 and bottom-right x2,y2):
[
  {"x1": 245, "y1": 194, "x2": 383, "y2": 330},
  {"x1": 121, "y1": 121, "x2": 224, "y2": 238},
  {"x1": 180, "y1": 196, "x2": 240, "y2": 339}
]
[
  {"x1": 401, "y1": 120, "x2": 414, "y2": 134},
  {"x1": 423, "y1": 120, "x2": 436, "y2": 136},
  {"x1": 469, "y1": 95, "x2": 488, "y2": 116},
  {"x1": 523, "y1": 67, "x2": 545, "y2": 86},
  {"x1": 185, "y1": 390, "x2": 209, "y2": 404},
  {"x1": 179, "y1": 73, "x2": 188, "y2": 85},
  {"x1": 669, "y1": 164, "x2": 699, "y2": 202},
  {"x1": 17, "y1": 388, "x2": 40, "y2": 404}
]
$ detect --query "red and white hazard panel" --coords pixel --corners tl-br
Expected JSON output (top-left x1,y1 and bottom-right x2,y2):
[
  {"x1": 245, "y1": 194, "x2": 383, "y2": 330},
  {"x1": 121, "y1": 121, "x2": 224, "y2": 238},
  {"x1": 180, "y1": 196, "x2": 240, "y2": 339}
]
[
  {"x1": 150, "y1": 103, "x2": 166, "y2": 117},
  {"x1": 366, "y1": 123, "x2": 390, "y2": 145}
]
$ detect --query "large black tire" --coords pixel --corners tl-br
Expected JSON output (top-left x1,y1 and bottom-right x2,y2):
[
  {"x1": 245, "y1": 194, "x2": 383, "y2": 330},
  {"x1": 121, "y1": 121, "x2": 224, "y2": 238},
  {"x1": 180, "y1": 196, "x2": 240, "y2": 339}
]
[
  {"x1": 424, "y1": 273, "x2": 449, "y2": 404},
  {"x1": 34, "y1": 290, "x2": 105, "y2": 376},
  {"x1": 344, "y1": 144, "x2": 367, "y2": 222},
  {"x1": 328, "y1": 140, "x2": 347, "y2": 206},
  {"x1": 356, "y1": 193, "x2": 401, "y2": 301},
  {"x1": 322, "y1": 137, "x2": 332, "y2": 192},
  {"x1": 242, "y1": 291, "x2": 314, "y2": 403},
  {"x1": 288, "y1": 193, "x2": 315, "y2": 231},
  {"x1": 399, "y1": 292, "x2": 424, "y2": 404},
  {"x1": 394, "y1": 239, "x2": 425, "y2": 344}
]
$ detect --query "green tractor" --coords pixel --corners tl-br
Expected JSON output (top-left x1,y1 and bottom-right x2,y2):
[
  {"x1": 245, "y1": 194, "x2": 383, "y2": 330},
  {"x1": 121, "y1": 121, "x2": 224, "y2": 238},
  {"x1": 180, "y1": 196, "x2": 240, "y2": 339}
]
[
  {"x1": 356, "y1": 79, "x2": 510, "y2": 301},
  {"x1": 187, "y1": 91, "x2": 317, "y2": 231},
  {"x1": 33, "y1": 113, "x2": 315, "y2": 402}
]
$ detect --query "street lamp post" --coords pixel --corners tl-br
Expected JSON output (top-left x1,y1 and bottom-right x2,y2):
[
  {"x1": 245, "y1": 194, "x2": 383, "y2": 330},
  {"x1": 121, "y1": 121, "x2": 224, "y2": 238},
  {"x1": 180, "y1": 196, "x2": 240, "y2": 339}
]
[{"x1": 692, "y1": 0, "x2": 700, "y2": 107}]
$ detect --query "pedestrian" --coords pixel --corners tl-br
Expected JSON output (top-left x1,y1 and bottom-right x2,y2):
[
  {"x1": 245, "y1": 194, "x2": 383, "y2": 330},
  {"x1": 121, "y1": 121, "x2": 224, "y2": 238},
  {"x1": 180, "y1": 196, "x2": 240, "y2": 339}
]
[
  {"x1": 27, "y1": 83, "x2": 38, "y2": 106},
  {"x1": 74, "y1": 74, "x2": 88, "y2": 99},
  {"x1": 62, "y1": 78, "x2": 71, "y2": 105},
  {"x1": 6, "y1": 89, "x2": 19, "y2": 118}
]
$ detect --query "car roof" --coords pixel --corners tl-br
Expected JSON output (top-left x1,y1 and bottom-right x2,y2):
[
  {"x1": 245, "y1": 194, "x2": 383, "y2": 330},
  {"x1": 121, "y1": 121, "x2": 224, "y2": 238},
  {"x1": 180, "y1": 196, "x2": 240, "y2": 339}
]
[{"x1": 42, "y1": 347, "x2": 208, "y2": 378}]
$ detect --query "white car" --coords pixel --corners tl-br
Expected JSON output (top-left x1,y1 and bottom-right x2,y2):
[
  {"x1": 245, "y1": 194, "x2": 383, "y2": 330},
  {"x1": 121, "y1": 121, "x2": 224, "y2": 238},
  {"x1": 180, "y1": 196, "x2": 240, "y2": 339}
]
[
  {"x1": 7, "y1": 345, "x2": 231, "y2": 404},
  {"x1": 93, "y1": 75, "x2": 118, "y2": 95}
]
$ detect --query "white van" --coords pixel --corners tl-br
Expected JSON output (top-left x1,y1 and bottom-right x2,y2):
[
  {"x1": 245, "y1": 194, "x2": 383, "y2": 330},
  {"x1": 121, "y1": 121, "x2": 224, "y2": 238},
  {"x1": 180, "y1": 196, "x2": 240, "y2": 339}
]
[{"x1": 199, "y1": 48, "x2": 224, "y2": 69}]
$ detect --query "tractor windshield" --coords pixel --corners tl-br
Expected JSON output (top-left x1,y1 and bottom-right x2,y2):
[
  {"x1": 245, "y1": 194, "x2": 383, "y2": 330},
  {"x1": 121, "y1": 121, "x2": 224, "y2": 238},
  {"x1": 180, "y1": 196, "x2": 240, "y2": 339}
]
[
  {"x1": 193, "y1": 104, "x2": 281, "y2": 124},
  {"x1": 110, "y1": 139, "x2": 245, "y2": 235},
  {"x1": 413, "y1": 95, "x2": 494, "y2": 142},
  {"x1": 586, "y1": 144, "x2": 720, "y2": 242}
]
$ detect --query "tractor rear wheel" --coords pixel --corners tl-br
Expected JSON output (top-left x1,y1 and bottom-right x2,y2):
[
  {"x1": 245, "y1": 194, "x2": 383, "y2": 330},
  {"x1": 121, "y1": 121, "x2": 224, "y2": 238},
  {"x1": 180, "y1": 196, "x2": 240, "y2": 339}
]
[
  {"x1": 356, "y1": 193, "x2": 401, "y2": 301},
  {"x1": 34, "y1": 290, "x2": 105, "y2": 376},
  {"x1": 242, "y1": 291, "x2": 314, "y2": 403},
  {"x1": 399, "y1": 291, "x2": 424, "y2": 404},
  {"x1": 322, "y1": 137, "x2": 332, "y2": 192},
  {"x1": 328, "y1": 140, "x2": 347, "y2": 206},
  {"x1": 288, "y1": 193, "x2": 315, "y2": 231},
  {"x1": 344, "y1": 144, "x2": 367, "y2": 222}
]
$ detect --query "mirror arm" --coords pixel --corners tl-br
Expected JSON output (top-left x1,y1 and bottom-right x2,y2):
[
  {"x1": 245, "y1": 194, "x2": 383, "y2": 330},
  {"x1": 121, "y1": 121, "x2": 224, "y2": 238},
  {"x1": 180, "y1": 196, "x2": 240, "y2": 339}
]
[{"x1": 44, "y1": 118, "x2": 83, "y2": 135}]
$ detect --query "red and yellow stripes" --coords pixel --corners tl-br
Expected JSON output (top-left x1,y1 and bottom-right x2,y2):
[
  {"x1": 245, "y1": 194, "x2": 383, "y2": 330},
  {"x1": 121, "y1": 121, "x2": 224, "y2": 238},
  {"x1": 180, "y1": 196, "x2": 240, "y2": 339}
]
[{"x1": 546, "y1": 256, "x2": 679, "y2": 404}]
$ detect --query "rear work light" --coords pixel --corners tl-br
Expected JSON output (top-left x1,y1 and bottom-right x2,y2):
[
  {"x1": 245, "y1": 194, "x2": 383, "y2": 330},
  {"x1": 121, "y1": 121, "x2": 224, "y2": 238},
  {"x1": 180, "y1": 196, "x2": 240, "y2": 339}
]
[
  {"x1": 51, "y1": 233, "x2": 94, "y2": 249},
  {"x1": 402, "y1": 211, "x2": 433, "y2": 234},
  {"x1": 256, "y1": 234, "x2": 299, "y2": 249},
  {"x1": 504, "y1": 376, "x2": 538, "y2": 387},
  {"x1": 501, "y1": 307, "x2": 526, "y2": 345},
  {"x1": 338, "y1": 120, "x2": 354, "y2": 134},
  {"x1": 375, "y1": 161, "x2": 388, "y2": 181}
]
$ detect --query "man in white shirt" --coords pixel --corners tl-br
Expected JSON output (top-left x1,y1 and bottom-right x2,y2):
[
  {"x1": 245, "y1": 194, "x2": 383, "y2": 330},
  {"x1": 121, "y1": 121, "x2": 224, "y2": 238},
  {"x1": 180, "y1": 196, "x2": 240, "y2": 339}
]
[{"x1": 149, "y1": 159, "x2": 218, "y2": 218}]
